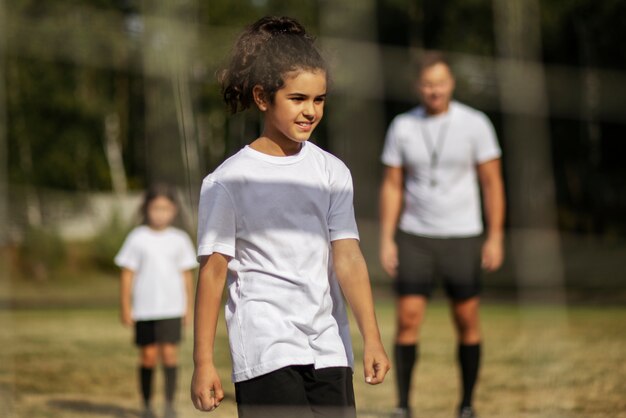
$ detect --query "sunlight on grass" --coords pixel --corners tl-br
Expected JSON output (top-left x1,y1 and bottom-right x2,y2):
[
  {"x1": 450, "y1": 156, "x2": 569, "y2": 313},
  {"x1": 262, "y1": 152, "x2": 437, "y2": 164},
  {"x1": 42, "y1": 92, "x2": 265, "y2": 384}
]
[{"x1": 1, "y1": 301, "x2": 625, "y2": 418}]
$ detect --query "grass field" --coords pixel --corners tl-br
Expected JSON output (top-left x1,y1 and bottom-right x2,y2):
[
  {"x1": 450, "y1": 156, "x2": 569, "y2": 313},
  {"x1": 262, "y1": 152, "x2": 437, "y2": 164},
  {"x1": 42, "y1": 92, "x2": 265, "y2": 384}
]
[{"x1": 1, "y1": 285, "x2": 625, "y2": 418}]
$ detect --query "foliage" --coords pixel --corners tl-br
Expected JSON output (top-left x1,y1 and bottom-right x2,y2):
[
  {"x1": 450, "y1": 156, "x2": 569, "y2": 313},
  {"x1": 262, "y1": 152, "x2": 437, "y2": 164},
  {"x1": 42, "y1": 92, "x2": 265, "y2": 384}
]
[
  {"x1": 17, "y1": 225, "x2": 66, "y2": 281},
  {"x1": 4, "y1": 0, "x2": 626, "y2": 234},
  {"x1": 89, "y1": 210, "x2": 132, "y2": 272}
]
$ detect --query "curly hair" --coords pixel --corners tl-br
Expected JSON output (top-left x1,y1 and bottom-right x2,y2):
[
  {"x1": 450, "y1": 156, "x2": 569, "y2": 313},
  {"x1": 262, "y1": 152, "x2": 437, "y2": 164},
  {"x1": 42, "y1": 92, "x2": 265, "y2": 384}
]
[{"x1": 218, "y1": 16, "x2": 328, "y2": 114}]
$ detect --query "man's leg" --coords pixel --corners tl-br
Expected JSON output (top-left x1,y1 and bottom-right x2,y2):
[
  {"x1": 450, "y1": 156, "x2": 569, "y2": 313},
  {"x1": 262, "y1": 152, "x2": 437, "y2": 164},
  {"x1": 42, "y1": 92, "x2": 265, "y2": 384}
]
[
  {"x1": 394, "y1": 295, "x2": 428, "y2": 412},
  {"x1": 451, "y1": 297, "x2": 481, "y2": 411}
]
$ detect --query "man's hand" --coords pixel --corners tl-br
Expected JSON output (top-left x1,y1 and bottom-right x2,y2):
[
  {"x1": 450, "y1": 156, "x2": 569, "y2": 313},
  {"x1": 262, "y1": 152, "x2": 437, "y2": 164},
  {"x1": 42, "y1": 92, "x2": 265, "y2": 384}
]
[
  {"x1": 481, "y1": 236, "x2": 504, "y2": 272},
  {"x1": 380, "y1": 239, "x2": 399, "y2": 278}
]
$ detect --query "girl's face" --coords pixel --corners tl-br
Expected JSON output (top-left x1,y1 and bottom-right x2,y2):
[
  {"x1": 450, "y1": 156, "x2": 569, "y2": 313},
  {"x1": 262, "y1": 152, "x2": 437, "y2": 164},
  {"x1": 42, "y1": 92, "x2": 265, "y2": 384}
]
[
  {"x1": 146, "y1": 196, "x2": 177, "y2": 230},
  {"x1": 417, "y1": 63, "x2": 455, "y2": 115},
  {"x1": 258, "y1": 69, "x2": 327, "y2": 147}
]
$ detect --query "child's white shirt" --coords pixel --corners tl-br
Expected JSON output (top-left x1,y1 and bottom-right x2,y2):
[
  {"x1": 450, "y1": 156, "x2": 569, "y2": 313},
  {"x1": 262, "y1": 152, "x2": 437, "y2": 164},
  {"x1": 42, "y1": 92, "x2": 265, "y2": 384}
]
[
  {"x1": 381, "y1": 100, "x2": 502, "y2": 238},
  {"x1": 115, "y1": 225, "x2": 198, "y2": 320},
  {"x1": 197, "y1": 141, "x2": 359, "y2": 383}
]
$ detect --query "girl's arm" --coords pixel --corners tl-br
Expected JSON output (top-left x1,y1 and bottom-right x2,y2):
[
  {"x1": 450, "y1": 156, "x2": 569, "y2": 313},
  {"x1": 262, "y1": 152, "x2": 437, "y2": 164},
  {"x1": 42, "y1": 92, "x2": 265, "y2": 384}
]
[
  {"x1": 119, "y1": 268, "x2": 134, "y2": 327},
  {"x1": 332, "y1": 238, "x2": 391, "y2": 385},
  {"x1": 183, "y1": 269, "x2": 194, "y2": 326},
  {"x1": 191, "y1": 253, "x2": 228, "y2": 412}
]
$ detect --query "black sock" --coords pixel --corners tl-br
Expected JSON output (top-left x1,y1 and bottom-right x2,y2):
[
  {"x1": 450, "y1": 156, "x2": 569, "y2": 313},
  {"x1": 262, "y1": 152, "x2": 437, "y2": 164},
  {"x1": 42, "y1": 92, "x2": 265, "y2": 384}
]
[
  {"x1": 394, "y1": 343, "x2": 418, "y2": 409},
  {"x1": 458, "y1": 343, "x2": 481, "y2": 408},
  {"x1": 139, "y1": 366, "x2": 154, "y2": 407},
  {"x1": 164, "y1": 365, "x2": 178, "y2": 404}
]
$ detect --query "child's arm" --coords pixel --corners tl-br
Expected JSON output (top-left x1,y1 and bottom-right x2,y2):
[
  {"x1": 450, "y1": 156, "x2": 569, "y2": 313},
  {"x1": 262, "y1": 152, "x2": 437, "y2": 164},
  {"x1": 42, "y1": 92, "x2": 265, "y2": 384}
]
[
  {"x1": 332, "y1": 238, "x2": 390, "y2": 385},
  {"x1": 183, "y1": 269, "x2": 194, "y2": 326},
  {"x1": 191, "y1": 253, "x2": 228, "y2": 412},
  {"x1": 119, "y1": 268, "x2": 134, "y2": 326}
]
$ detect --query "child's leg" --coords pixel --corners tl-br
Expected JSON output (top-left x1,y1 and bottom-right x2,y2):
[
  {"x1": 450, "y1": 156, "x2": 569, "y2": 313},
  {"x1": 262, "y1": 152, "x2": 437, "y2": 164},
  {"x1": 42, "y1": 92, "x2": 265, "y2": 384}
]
[
  {"x1": 160, "y1": 343, "x2": 178, "y2": 405},
  {"x1": 235, "y1": 366, "x2": 315, "y2": 418},
  {"x1": 139, "y1": 344, "x2": 159, "y2": 407},
  {"x1": 156, "y1": 318, "x2": 182, "y2": 418},
  {"x1": 303, "y1": 366, "x2": 356, "y2": 418}
]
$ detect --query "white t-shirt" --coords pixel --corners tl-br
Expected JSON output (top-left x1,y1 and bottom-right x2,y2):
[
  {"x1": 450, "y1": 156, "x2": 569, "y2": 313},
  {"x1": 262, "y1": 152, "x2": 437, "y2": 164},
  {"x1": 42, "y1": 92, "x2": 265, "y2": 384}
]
[
  {"x1": 381, "y1": 101, "x2": 501, "y2": 238},
  {"x1": 115, "y1": 225, "x2": 198, "y2": 321},
  {"x1": 197, "y1": 141, "x2": 359, "y2": 383}
]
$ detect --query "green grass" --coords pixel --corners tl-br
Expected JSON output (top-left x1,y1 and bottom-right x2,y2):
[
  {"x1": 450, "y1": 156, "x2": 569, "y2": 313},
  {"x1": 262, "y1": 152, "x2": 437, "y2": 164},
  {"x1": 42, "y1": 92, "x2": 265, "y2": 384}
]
[{"x1": 1, "y1": 299, "x2": 625, "y2": 418}]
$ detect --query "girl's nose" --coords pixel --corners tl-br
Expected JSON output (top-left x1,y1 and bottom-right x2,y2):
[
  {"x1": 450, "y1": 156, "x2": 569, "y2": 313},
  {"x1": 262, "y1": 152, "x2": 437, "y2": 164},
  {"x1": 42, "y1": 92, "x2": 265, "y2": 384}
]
[{"x1": 302, "y1": 102, "x2": 315, "y2": 118}]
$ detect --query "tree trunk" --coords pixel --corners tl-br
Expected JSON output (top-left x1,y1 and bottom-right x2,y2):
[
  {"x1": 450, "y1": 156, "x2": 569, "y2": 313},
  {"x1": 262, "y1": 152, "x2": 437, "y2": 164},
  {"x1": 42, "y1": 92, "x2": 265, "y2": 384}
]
[
  {"x1": 104, "y1": 112, "x2": 128, "y2": 199},
  {"x1": 318, "y1": 0, "x2": 386, "y2": 219},
  {"x1": 140, "y1": 0, "x2": 199, "y2": 229},
  {"x1": 492, "y1": 0, "x2": 566, "y2": 302}
]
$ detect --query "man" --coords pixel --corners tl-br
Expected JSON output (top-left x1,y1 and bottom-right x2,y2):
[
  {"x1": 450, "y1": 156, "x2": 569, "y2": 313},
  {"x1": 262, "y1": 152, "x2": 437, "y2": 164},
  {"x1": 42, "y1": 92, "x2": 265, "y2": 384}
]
[{"x1": 379, "y1": 52, "x2": 505, "y2": 418}]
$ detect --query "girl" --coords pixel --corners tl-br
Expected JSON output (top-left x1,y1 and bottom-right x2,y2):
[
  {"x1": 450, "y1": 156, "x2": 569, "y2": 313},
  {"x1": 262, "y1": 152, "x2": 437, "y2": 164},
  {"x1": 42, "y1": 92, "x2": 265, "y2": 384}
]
[
  {"x1": 115, "y1": 184, "x2": 198, "y2": 418},
  {"x1": 191, "y1": 16, "x2": 390, "y2": 418}
]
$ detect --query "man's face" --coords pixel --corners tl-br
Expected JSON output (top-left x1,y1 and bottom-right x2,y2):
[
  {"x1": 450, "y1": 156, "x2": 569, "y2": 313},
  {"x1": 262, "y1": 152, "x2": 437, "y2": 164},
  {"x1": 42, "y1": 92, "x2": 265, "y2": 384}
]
[{"x1": 417, "y1": 63, "x2": 455, "y2": 115}]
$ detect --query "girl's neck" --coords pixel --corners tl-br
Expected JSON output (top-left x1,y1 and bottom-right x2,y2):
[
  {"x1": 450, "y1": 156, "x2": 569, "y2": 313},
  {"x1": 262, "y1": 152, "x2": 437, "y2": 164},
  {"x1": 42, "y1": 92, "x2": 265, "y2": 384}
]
[
  {"x1": 147, "y1": 224, "x2": 169, "y2": 231},
  {"x1": 250, "y1": 136, "x2": 303, "y2": 157}
]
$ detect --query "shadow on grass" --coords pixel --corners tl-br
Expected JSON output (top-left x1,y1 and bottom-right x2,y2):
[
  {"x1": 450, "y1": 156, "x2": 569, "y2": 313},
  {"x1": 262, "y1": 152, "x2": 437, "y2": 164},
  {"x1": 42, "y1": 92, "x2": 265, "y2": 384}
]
[{"x1": 47, "y1": 399, "x2": 140, "y2": 417}]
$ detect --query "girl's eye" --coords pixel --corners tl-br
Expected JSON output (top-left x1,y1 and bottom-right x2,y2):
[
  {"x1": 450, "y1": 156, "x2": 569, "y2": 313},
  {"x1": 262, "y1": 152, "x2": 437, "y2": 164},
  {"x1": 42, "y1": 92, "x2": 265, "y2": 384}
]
[
  {"x1": 314, "y1": 98, "x2": 325, "y2": 104},
  {"x1": 290, "y1": 97, "x2": 304, "y2": 102}
]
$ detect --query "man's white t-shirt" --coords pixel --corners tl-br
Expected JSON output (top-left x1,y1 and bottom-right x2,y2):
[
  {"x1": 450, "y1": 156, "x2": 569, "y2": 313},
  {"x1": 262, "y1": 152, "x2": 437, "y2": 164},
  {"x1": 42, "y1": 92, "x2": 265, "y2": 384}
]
[
  {"x1": 381, "y1": 101, "x2": 501, "y2": 238},
  {"x1": 197, "y1": 141, "x2": 359, "y2": 383},
  {"x1": 115, "y1": 225, "x2": 198, "y2": 320}
]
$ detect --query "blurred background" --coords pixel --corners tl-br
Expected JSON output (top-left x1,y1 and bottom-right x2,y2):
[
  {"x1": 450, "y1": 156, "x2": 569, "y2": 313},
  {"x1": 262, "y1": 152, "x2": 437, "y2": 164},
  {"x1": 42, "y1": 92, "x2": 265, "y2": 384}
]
[{"x1": 1, "y1": 1, "x2": 625, "y2": 418}]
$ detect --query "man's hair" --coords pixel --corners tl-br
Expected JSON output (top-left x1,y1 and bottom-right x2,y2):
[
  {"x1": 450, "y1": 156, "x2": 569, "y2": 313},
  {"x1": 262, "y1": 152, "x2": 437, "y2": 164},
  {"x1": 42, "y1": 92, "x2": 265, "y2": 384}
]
[{"x1": 415, "y1": 51, "x2": 452, "y2": 77}]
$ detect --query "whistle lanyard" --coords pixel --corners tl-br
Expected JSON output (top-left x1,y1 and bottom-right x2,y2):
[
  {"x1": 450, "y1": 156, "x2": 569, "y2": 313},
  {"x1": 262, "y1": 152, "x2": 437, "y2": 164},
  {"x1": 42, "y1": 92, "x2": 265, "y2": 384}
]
[{"x1": 419, "y1": 115, "x2": 451, "y2": 188}]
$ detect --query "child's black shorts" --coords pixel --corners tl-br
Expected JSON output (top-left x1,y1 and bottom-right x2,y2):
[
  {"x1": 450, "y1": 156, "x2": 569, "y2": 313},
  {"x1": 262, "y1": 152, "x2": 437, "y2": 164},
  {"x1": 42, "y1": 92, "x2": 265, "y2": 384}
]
[
  {"x1": 395, "y1": 230, "x2": 482, "y2": 300},
  {"x1": 135, "y1": 317, "x2": 182, "y2": 346},
  {"x1": 235, "y1": 365, "x2": 356, "y2": 418}
]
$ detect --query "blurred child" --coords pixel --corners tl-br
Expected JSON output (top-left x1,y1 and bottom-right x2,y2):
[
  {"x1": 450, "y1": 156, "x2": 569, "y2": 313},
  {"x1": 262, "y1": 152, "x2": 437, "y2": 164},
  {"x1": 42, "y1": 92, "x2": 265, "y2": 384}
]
[
  {"x1": 115, "y1": 184, "x2": 198, "y2": 418},
  {"x1": 190, "y1": 16, "x2": 390, "y2": 418}
]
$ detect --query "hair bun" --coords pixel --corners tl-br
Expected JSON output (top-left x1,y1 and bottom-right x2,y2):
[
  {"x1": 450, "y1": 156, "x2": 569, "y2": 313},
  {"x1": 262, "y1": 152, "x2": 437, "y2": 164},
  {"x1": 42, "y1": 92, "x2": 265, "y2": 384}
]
[{"x1": 253, "y1": 16, "x2": 307, "y2": 37}]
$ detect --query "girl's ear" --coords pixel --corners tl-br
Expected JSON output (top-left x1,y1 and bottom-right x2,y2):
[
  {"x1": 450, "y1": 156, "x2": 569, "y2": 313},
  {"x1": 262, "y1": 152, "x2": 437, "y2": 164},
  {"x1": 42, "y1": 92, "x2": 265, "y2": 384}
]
[{"x1": 252, "y1": 85, "x2": 268, "y2": 111}]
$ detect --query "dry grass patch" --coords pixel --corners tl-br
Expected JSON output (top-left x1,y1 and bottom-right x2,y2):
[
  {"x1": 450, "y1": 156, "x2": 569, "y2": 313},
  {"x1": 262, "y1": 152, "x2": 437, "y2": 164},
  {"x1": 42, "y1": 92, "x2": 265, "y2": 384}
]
[{"x1": 1, "y1": 301, "x2": 625, "y2": 418}]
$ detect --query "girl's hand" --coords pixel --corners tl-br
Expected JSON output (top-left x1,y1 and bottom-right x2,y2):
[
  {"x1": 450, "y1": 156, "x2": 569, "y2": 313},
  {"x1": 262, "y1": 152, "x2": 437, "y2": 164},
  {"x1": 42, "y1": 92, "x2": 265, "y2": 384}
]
[
  {"x1": 363, "y1": 341, "x2": 391, "y2": 385},
  {"x1": 380, "y1": 239, "x2": 399, "y2": 278},
  {"x1": 191, "y1": 364, "x2": 224, "y2": 412},
  {"x1": 120, "y1": 309, "x2": 133, "y2": 327}
]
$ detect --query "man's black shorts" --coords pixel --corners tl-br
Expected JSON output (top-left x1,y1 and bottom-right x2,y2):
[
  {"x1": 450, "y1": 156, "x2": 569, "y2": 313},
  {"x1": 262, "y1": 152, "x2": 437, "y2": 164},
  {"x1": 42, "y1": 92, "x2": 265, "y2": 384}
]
[
  {"x1": 395, "y1": 230, "x2": 482, "y2": 300},
  {"x1": 135, "y1": 317, "x2": 182, "y2": 346}
]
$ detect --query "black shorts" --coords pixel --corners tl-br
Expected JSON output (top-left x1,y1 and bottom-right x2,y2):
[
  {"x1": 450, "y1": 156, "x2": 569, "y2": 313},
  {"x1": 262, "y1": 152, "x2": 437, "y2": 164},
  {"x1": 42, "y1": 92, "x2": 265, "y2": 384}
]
[
  {"x1": 135, "y1": 317, "x2": 182, "y2": 346},
  {"x1": 396, "y1": 230, "x2": 482, "y2": 300},
  {"x1": 235, "y1": 365, "x2": 356, "y2": 418}
]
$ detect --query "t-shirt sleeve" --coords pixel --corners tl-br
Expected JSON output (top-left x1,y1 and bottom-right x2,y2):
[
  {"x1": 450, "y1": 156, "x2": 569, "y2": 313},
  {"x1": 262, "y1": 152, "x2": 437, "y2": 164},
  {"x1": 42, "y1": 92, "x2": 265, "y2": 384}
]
[
  {"x1": 328, "y1": 167, "x2": 360, "y2": 242},
  {"x1": 381, "y1": 118, "x2": 404, "y2": 167},
  {"x1": 473, "y1": 113, "x2": 502, "y2": 163},
  {"x1": 178, "y1": 232, "x2": 200, "y2": 270},
  {"x1": 114, "y1": 231, "x2": 140, "y2": 271},
  {"x1": 197, "y1": 178, "x2": 236, "y2": 259}
]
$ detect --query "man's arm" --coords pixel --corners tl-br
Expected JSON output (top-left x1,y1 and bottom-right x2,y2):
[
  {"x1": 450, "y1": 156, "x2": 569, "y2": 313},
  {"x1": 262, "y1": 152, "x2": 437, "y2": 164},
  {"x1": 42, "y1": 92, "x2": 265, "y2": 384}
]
[
  {"x1": 191, "y1": 253, "x2": 229, "y2": 412},
  {"x1": 477, "y1": 158, "x2": 506, "y2": 271},
  {"x1": 379, "y1": 165, "x2": 404, "y2": 277},
  {"x1": 332, "y1": 238, "x2": 390, "y2": 385}
]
